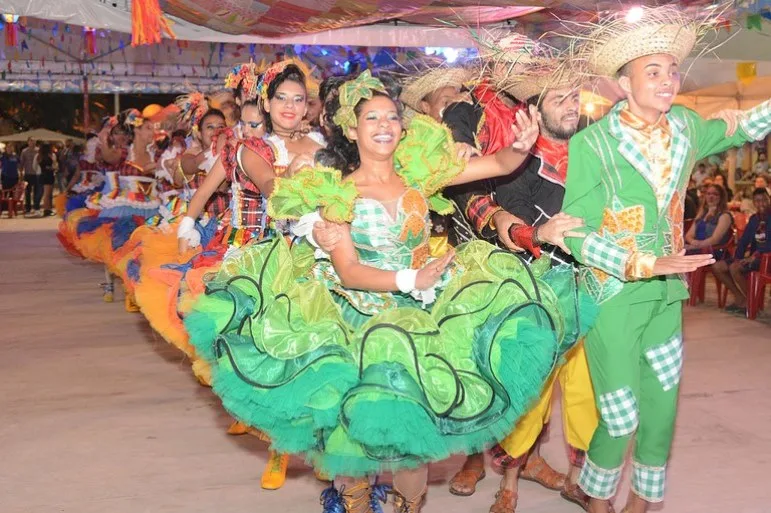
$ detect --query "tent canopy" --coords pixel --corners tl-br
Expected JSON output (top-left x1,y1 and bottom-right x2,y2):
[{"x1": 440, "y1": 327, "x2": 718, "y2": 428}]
[{"x1": 0, "y1": 128, "x2": 85, "y2": 144}]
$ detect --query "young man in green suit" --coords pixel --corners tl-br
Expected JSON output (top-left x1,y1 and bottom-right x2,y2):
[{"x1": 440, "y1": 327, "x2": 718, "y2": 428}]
[{"x1": 559, "y1": 6, "x2": 771, "y2": 513}]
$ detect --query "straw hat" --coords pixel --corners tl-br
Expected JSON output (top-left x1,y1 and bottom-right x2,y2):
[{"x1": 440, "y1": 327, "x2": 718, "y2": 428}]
[
  {"x1": 572, "y1": 5, "x2": 718, "y2": 77},
  {"x1": 400, "y1": 68, "x2": 473, "y2": 112},
  {"x1": 502, "y1": 59, "x2": 581, "y2": 101}
]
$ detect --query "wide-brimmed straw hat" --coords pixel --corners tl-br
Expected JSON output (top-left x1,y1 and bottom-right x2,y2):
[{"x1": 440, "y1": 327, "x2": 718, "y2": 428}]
[
  {"x1": 502, "y1": 58, "x2": 581, "y2": 101},
  {"x1": 571, "y1": 5, "x2": 720, "y2": 77},
  {"x1": 400, "y1": 68, "x2": 473, "y2": 112}
]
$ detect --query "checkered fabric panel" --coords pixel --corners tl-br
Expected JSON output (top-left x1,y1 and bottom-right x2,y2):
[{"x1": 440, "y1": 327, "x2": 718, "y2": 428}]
[
  {"x1": 644, "y1": 335, "x2": 683, "y2": 392},
  {"x1": 581, "y1": 232, "x2": 629, "y2": 281},
  {"x1": 740, "y1": 100, "x2": 771, "y2": 140},
  {"x1": 632, "y1": 461, "x2": 667, "y2": 503},
  {"x1": 578, "y1": 457, "x2": 622, "y2": 500},
  {"x1": 598, "y1": 386, "x2": 638, "y2": 438}
]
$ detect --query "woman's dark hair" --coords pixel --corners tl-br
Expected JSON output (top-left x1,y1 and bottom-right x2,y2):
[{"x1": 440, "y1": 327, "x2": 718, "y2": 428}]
[
  {"x1": 316, "y1": 73, "x2": 403, "y2": 175},
  {"x1": 263, "y1": 64, "x2": 306, "y2": 133},
  {"x1": 319, "y1": 76, "x2": 347, "y2": 104},
  {"x1": 197, "y1": 108, "x2": 226, "y2": 133},
  {"x1": 114, "y1": 111, "x2": 136, "y2": 141},
  {"x1": 696, "y1": 184, "x2": 728, "y2": 221}
]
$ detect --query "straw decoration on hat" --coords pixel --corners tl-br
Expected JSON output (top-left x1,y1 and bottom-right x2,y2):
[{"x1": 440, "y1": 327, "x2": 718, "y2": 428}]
[
  {"x1": 561, "y1": 3, "x2": 727, "y2": 78},
  {"x1": 400, "y1": 67, "x2": 473, "y2": 112},
  {"x1": 500, "y1": 55, "x2": 582, "y2": 102}
]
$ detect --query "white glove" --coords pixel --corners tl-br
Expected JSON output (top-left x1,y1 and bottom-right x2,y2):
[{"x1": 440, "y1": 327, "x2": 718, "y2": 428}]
[{"x1": 177, "y1": 216, "x2": 201, "y2": 248}]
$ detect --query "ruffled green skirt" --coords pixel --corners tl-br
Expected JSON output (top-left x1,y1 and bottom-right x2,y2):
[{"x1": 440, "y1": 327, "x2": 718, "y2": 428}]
[{"x1": 186, "y1": 237, "x2": 595, "y2": 477}]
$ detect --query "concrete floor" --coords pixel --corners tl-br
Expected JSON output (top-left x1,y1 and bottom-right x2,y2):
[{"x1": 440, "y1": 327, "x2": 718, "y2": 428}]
[{"x1": 1, "y1": 217, "x2": 770, "y2": 513}]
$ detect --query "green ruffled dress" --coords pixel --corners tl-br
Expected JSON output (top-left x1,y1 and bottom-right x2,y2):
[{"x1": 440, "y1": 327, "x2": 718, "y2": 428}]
[{"x1": 186, "y1": 115, "x2": 594, "y2": 477}]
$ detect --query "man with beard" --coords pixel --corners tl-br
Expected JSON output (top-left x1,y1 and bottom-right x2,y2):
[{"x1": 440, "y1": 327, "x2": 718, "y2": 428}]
[{"x1": 447, "y1": 56, "x2": 597, "y2": 513}]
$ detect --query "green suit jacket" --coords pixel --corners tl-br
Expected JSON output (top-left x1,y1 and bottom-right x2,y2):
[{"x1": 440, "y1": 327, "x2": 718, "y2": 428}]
[{"x1": 563, "y1": 100, "x2": 771, "y2": 305}]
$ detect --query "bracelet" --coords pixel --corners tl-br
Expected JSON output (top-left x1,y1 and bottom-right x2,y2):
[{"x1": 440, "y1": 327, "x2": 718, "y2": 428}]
[{"x1": 395, "y1": 269, "x2": 418, "y2": 293}]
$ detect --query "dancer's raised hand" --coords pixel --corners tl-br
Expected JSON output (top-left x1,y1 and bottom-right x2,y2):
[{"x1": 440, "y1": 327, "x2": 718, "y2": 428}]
[{"x1": 511, "y1": 105, "x2": 541, "y2": 153}]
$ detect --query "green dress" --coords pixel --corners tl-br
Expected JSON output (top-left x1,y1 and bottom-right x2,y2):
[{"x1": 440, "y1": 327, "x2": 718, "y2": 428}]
[{"x1": 186, "y1": 115, "x2": 594, "y2": 477}]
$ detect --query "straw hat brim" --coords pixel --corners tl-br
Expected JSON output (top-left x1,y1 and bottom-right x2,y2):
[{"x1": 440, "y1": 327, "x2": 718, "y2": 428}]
[
  {"x1": 589, "y1": 24, "x2": 697, "y2": 77},
  {"x1": 400, "y1": 68, "x2": 472, "y2": 112},
  {"x1": 504, "y1": 74, "x2": 576, "y2": 102}
]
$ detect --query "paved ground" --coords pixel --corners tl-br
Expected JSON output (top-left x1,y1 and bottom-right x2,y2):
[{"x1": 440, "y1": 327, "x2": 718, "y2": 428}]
[{"x1": 1, "y1": 217, "x2": 770, "y2": 513}]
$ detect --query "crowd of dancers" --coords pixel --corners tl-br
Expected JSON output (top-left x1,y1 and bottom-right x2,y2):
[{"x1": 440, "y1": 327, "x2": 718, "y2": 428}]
[{"x1": 56, "y1": 5, "x2": 771, "y2": 513}]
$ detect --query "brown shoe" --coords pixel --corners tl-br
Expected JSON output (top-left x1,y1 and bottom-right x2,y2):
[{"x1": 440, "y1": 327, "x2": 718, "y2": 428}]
[
  {"x1": 561, "y1": 481, "x2": 590, "y2": 511},
  {"x1": 489, "y1": 489, "x2": 518, "y2": 513},
  {"x1": 520, "y1": 455, "x2": 566, "y2": 491}
]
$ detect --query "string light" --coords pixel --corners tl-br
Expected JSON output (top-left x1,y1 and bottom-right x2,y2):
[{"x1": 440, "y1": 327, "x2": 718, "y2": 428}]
[{"x1": 625, "y1": 6, "x2": 644, "y2": 23}]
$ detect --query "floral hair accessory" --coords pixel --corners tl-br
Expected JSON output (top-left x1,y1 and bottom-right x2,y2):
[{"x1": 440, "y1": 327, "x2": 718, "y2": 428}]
[
  {"x1": 333, "y1": 70, "x2": 387, "y2": 140},
  {"x1": 175, "y1": 91, "x2": 210, "y2": 131},
  {"x1": 225, "y1": 60, "x2": 263, "y2": 102},
  {"x1": 256, "y1": 58, "x2": 316, "y2": 102},
  {"x1": 123, "y1": 108, "x2": 145, "y2": 128}
]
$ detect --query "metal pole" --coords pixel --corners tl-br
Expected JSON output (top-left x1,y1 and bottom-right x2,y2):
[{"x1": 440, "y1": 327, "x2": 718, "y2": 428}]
[
  {"x1": 83, "y1": 74, "x2": 90, "y2": 136},
  {"x1": 114, "y1": 92, "x2": 120, "y2": 116}
]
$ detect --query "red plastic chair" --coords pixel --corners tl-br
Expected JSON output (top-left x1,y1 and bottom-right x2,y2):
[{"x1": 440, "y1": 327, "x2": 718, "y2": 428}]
[
  {"x1": 687, "y1": 232, "x2": 736, "y2": 308},
  {"x1": 0, "y1": 181, "x2": 26, "y2": 218},
  {"x1": 747, "y1": 254, "x2": 771, "y2": 320}
]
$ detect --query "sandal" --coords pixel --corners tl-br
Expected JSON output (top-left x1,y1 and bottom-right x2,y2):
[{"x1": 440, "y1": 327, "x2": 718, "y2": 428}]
[
  {"x1": 520, "y1": 455, "x2": 566, "y2": 491},
  {"x1": 449, "y1": 457, "x2": 486, "y2": 496},
  {"x1": 561, "y1": 481, "x2": 590, "y2": 511},
  {"x1": 489, "y1": 489, "x2": 518, "y2": 513}
]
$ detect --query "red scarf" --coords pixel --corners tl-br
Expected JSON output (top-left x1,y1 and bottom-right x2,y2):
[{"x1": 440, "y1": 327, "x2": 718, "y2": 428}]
[
  {"x1": 532, "y1": 135, "x2": 568, "y2": 186},
  {"x1": 472, "y1": 82, "x2": 521, "y2": 155}
]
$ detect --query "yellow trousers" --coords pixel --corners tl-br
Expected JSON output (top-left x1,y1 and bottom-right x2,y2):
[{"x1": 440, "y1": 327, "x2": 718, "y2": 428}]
[{"x1": 499, "y1": 342, "x2": 598, "y2": 458}]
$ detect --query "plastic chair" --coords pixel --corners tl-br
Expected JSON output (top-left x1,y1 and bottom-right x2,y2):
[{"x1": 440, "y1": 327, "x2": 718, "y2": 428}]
[
  {"x1": 687, "y1": 233, "x2": 736, "y2": 308},
  {"x1": 0, "y1": 181, "x2": 27, "y2": 218},
  {"x1": 747, "y1": 254, "x2": 771, "y2": 320}
]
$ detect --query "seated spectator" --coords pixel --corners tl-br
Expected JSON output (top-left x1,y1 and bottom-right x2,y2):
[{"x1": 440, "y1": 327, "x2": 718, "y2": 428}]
[
  {"x1": 755, "y1": 152, "x2": 769, "y2": 175},
  {"x1": 713, "y1": 188, "x2": 770, "y2": 313},
  {"x1": 755, "y1": 174, "x2": 770, "y2": 197},
  {"x1": 713, "y1": 172, "x2": 733, "y2": 201},
  {"x1": 685, "y1": 184, "x2": 734, "y2": 259}
]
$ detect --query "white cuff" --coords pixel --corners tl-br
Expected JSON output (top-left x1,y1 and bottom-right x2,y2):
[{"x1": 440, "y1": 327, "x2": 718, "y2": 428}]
[
  {"x1": 395, "y1": 269, "x2": 418, "y2": 294},
  {"x1": 177, "y1": 216, "x2": 201, "y2": 247},
  {"x1": 292, "y1": 211, "x2": 323, "y2": 248}
]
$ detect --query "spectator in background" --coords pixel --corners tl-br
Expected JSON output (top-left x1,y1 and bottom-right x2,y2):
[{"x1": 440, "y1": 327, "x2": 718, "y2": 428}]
[
  {"x1": 692, "y1": 162, "x2": 710, "y2": 186},
  {"x1": 713, "y1": 172, "x2": 733, "y2": 201},
  {"x1": 755, "y1": 152, "x2": 769, "y2": 175},
  {"x1": 755, "y1": 175, "x2": 770, "y2": 196},
  {"x1": 62, "y1": 144, "x2": 82, "y2": 191},
  {"x1": 685, "y1": 184, "x2": 734, "y2": 259},
  {"x1": 1, "y1": 143, "x2": 20, "y2": 190},
  {"x1": 35, "y1": 144, "x2": 57, "y2": 217},
  {"x1": 713, "y1": 188, "x2": 770, "y2": 313},
  {"x1": 20, "y1": 138, "x2": 40, "y2": 215},
  {"x1": 57, "y1": 138, "x2": 74, "y2": 193}
]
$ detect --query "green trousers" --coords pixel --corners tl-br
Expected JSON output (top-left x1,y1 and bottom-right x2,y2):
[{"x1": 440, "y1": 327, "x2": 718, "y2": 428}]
[{"x1": 578, "y1": 299, "x2": 683, "y2": 503}]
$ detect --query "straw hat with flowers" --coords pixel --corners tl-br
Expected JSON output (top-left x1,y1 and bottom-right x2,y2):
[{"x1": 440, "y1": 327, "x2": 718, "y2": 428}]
[{"x1": 400, "y1": 67, "x2": 473, "y2": 112}]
